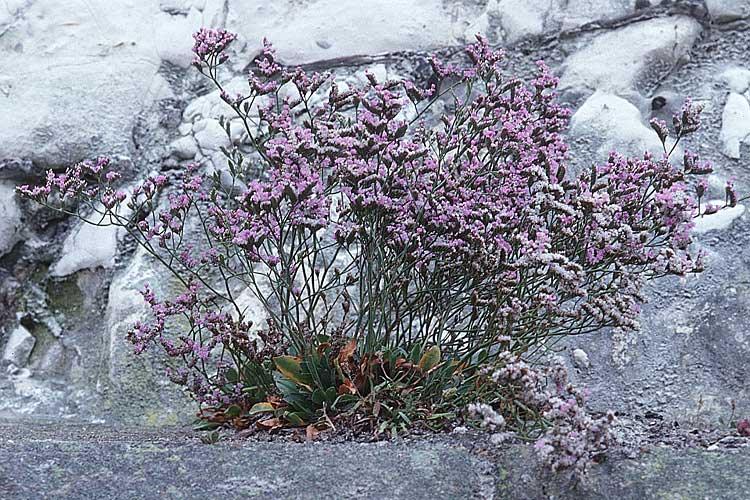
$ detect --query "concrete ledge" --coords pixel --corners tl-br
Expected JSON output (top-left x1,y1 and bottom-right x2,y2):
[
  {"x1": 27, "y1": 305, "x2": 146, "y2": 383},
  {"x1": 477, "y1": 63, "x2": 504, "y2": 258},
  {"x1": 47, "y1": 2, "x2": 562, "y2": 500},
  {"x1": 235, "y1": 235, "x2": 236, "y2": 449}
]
[{"x1": 0, "y1": 423, "x2": 748, "y2": 499}]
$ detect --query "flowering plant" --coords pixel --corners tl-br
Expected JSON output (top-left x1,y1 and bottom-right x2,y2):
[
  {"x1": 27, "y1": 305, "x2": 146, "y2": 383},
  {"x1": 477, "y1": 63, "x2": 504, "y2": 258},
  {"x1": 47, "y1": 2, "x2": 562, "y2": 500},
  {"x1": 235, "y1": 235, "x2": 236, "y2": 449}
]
[{"x1": 18, "y1": 27, "x2": 728, "y2": 476}]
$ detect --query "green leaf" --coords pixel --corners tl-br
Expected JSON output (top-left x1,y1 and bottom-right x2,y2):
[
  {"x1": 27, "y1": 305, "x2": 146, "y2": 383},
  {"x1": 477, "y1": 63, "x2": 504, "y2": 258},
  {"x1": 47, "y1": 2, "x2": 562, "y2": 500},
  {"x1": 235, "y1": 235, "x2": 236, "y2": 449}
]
[
  {"x1": 324, "y1": 387, "x2": 337, "y2": 403},
  {"x1": 284, "y1": 393, "x2": 315, "y2": 415},
  {"x1": 284, "y1": 412, "x2": 306, "y2": 426},
  {"x1": 192, "y1": 419, "x2": 222, "y2": 431},
  {"x1": 225, "y1": 405, "x2": 242, "y2": 418},
  {"x1": 409, "y1": 344, "x2": 422, "y2": 364},
  {"x1": 225, "y1": 367, "x2": 239, "y2": 383},
  {"x1": 418, "y1": 346, "x2": 441, "y2": 372},
  {"x1": 398, "y1": 411, "x2": 412, "y2": 425},
  {"x1": 312, "y1": 388, "x2": 326, "y2": 405},
  {"x1": 249, "y1": 402, "x2": 275, "y2": 415},
  {"x1": 333, "y1": 394, "x2": 359, "y2": 410},
  {"x1": 273, "y1": 356, "x2": 313, "y2": 389}
]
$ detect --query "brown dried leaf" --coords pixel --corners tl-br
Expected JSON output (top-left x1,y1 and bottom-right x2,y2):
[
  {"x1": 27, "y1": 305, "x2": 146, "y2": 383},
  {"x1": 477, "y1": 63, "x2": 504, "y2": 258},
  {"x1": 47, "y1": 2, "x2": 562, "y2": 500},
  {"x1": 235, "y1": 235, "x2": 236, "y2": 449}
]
[
  {"x1": 256, "y1": 417, "x2": 283, "y2": 432},
  {"x1": 316, "y1": 342, "x2": 331, "y2": 357},
  {"x1": 338, "y1": 338, "x2": 357, "y2": 369},
  {"x1": 306, "y1": 424, "x2": 320, "y2": 442},
  {"x1": 338, "y1": 378, "x2": 357, "y2": 395}
]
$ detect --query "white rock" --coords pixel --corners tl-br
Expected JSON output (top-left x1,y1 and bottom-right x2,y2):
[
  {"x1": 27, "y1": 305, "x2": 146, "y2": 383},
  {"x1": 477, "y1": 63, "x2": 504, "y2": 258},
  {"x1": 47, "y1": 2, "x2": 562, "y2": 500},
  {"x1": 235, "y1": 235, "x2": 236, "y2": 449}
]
[
  {"x1": 495, "y1": 0, "x2": 552, "y2": 42},
  {"x1": 559, "y1": 16, "x2": 701, "y2": 94},
  {"x1": 183, "y1": 77, "x2": 249, "y2": 123},
  {"x1": 552, "y1": 0, "x2": 634, "y2": 32},
  {"x1": 2, "y1": 325, "x2": 35, "y2": 367},
  {"x1": 705, "y1": 0, "x2": 750, "y2": 22},
  {"x1": 229, "y1": 120, "x2": 247, "y2": 144},
  {"x1": 169, "y1": 135, "x2": 199, "y2": 159},
  {"x1": 693, "y1": 200, "x2": 745, "y2": 233},
  {"x1": 572, "y1": 348, "x2": 590, "y2": 369},
  {"x1": 194, "y1": 119, "x2": 230, "y2": 152},
  {"x1": 154, "y1": 8, "x2": 204, "y2": 68},
  {"x1": 719, "y1": 67, "x2": 750, "y2": 94},
  {"x1": 50, "y1": 198, "x2": 133, "y2": 277},
  {"x1": 178, "y1": 122, "x2": 193, "y2": 136},
  {"x1": 227, "y1": 0, "x2": 460, "y2": 65},
  {"x1": 229, "y1": 287, "x2": 269, "y2": 335},
  {"x1": 0, "y1": 182, "x2": 22, "y2": 257},
  {"x1": 0, "y1": 1, "x2": 181, "y2": 166},
  {"x1": 460, "y1": 0, "x2": 634, "y2": 45},
  {"x1": 569, "y1": 91, "x2": 668, "y2": 158},
  {"x1": 51, "y1": 222, "x2": 119, "y2": 277},
  {"x1": 719, "y1": 93, "x2": 750, "y2": 159}
]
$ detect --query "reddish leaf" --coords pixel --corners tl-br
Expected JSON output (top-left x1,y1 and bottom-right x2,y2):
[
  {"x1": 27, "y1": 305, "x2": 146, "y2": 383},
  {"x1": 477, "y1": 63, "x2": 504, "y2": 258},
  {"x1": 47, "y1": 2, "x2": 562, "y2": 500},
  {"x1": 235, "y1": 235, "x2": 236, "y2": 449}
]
[
  {"x1": 337, "y1": 338, "x2": 357, "y2": 372},
  {"x1": 316, "y1": 342, "x2": 331, "y2": 357},
  {"x1": 338, "y1": 378, "x2": 357, "y2": 395}
]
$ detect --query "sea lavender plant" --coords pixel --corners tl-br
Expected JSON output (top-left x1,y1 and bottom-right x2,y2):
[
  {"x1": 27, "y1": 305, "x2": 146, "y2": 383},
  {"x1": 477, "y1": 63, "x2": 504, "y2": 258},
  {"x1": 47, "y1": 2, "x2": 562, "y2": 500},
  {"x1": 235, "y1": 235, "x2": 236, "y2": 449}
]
[
  {"x1": 468, "y1": 353, "x2": 613, "y2": 481},
  {"x1": 17, "y1": 28, "x2": 729, "y2": 471}
]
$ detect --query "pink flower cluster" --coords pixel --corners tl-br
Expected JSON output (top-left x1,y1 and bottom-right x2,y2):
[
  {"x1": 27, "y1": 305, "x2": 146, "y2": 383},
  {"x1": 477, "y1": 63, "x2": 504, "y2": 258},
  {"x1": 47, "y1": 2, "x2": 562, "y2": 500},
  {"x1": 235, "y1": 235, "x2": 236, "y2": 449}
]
[
  {"x1": 533, "y1": 358, "x2": 614, "y2": 482},
  {"x1": 473, "y1": 353, "x2": 613, "y2": 481},
  {"x1": 192, "y1": 27, "x2": 237, "y2": 66}
]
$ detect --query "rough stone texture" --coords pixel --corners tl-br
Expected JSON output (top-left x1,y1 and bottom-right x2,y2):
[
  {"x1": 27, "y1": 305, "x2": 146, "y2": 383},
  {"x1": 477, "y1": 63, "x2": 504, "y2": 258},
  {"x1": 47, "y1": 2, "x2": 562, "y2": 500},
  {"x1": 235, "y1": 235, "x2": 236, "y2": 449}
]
[
  {"x1": 705, "y1": 0, "x2": 750, "y2": 22},
  {"x1": 1, "y1": 0, "x2": 750, "y2": 494},
  {"x1": 0, "y1": 1, "x2": 174, "y2": 166},
  {"x1": 719, "y1": 91, "x2": 750, "y2": 159},
  {"x1": 558, "y1": 15, "x2": 702, "y2": 97},
  {"x1": 103, "y1": 248, "x2": 194, "y2": 424},
  {"x1": 50, "y1": 220, "x2": 120, "y2": 277},
  {"x1": 569, "y1": 90, "x2": 667, "y2": 158},
  {"x1": 1, "y1": 324, "x2": 35, "y2": 368},
  {"x1": 493, "y1": 439, "x2": 750, "y2": 500},
  {"x1": 0, "y1": 422, "x2": 748, "y2": 500},
  {"x1": 0, "y1": 181, "x2": 22, "y2": 257}
]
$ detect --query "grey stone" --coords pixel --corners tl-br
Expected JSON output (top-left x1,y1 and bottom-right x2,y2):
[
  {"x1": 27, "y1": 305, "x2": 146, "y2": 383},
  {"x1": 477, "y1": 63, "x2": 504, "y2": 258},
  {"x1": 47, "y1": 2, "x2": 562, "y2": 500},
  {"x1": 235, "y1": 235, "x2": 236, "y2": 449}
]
[
  {"x1": 719, "y1": 92, "x2": 750, "y2": 159},
  {"x1": 572, "y1": 348, "x2": 590, "y2": 369},
  {"x1": 104, "y1": 248, "x2": 194, "y2": 424},
  {"x1": 0, "y1": 182, "x2": 22, "y2": 257},
  {"x1": 1, "y1": 325, "x2": 35, "y2": 368},
  {"x1": 559, "y1": 16, "x2": 702, "y2": 95},
  {"x1": 569, "y1": 91, "x2": 668, "y2": 158},
  {"x1": 706, "y1": 0, "x2": 750, "y2": 23},
  {"x1": 169, "y1": 135, "x2": 199, "y2": 160},
  {"x1": 0, "y1": 423, "x2": 749, "y2": 500}
]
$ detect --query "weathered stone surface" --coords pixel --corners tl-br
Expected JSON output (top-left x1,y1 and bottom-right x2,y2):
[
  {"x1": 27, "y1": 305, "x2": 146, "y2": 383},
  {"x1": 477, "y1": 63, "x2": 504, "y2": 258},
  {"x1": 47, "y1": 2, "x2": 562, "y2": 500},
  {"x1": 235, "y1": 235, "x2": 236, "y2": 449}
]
[
  {"x1": 0, "y1": 1, "x2": 173, "y2": 166},
  {"x1": 493, "y1": 440, "x2": 750, "y2": 500},
  {"x1": 569, "y1": 91, "x2": 666, "y2": 158},
  {"x1": 0, "y1": 182, "x2": 22, "y2": 256},
  {"x1": 559, "y1": 16, "x2": 702, "y2": 96},
  {"x1": 719, "y1": 66, "x2": 750, "y2": 94},
  {"x1": 0, "y1": 422, "x2": 748, "y2": 500},
  {"x1": 719, "y1": 92, "x2": 750, "y2": 159},
  {"x1": 104, "y1": 248, "x2": 194, "y2": 424},
  {"x1": 693, "y1": 200, "x2": 746, "y2": 233},
  {"x1": 1, "y1": 325, "x2": 34, "y2": 368},
  {"x1": 706, "y1": 0, "x2": 750, "y2": 22},
  {"x1": 50, "y1": 221, "x2": 120, "y2": 277}
]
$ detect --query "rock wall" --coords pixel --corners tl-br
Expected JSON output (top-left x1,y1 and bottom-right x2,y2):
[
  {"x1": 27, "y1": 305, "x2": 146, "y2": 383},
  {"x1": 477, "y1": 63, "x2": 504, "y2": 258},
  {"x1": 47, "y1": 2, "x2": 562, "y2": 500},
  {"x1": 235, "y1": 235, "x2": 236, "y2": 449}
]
[{"x1": 1, "y1": 0, "x2": 749, "y2": 426}]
